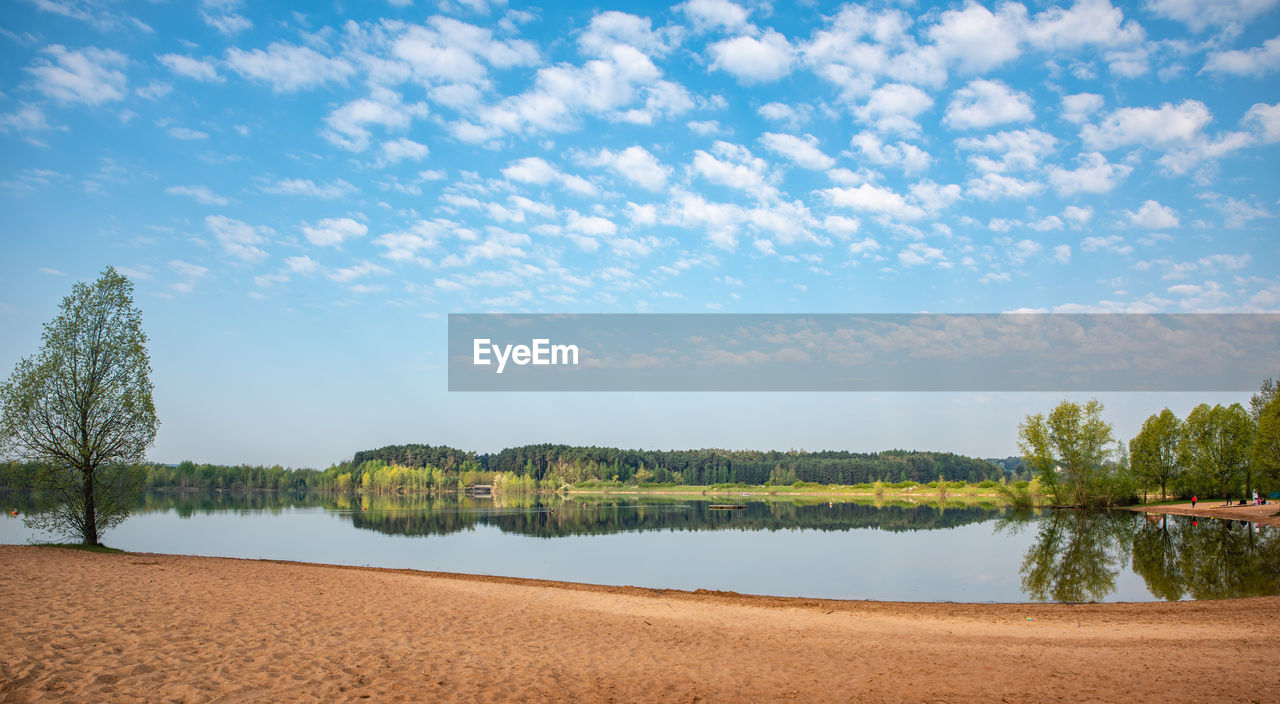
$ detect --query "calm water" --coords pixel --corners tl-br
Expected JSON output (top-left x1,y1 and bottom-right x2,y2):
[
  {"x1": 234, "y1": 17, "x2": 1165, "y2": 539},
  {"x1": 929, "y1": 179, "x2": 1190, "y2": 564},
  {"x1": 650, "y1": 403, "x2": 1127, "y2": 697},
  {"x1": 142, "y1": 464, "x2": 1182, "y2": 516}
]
[{"x1": 3, "y1": 492, "x2": 1277, "y2": 603}]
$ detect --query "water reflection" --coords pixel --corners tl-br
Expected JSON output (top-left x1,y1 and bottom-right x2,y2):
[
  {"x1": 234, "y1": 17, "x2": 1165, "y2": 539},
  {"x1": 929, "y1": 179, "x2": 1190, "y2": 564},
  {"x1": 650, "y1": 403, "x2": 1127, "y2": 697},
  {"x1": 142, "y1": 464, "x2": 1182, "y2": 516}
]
[
  {"x1": 1005, "y1": 510, "x2": 1280, "y2": 602},
  {"x1": 123, "y1": 491, "x2": 1003, "y2": 537}
]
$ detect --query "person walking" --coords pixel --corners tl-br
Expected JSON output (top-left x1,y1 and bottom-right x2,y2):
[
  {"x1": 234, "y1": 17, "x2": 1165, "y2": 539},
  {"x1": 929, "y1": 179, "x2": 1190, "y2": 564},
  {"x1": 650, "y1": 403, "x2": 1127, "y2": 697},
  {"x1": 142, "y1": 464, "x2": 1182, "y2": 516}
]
[{"x1": 1191, "y1": 495, "x2": 1197, "y2": 508}]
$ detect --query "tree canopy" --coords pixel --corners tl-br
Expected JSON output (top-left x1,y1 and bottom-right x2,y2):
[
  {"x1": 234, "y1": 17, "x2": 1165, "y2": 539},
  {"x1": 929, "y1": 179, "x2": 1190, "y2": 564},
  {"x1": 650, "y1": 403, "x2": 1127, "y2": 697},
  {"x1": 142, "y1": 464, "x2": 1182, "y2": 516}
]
[
  {"x1": 1017, "y1": 399, "x2": 1117, "y2": 507},
  {"x1": 0, "y1": 266, "x2": 157, "y2": 545}
]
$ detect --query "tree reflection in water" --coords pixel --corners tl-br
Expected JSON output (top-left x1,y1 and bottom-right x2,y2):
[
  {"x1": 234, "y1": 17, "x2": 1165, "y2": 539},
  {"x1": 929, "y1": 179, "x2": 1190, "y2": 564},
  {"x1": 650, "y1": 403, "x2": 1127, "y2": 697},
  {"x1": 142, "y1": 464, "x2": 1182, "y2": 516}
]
[{"x1": 1006, "y1": 509, "x2": 1280, "y2": 602}]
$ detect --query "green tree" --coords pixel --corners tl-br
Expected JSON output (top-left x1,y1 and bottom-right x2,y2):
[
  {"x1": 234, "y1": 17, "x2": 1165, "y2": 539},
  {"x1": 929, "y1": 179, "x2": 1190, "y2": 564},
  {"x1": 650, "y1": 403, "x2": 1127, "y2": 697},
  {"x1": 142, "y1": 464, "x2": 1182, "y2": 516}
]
[
  {"x1": 0, "y1": 267, "x2": 158, "y2": 545},
  {"x1": 1252, "y1": 394, "x2": 1280, "y2": 492},
  {"x1": 1129, "y1": 408, "x2": 1182, "y2": 501},
  {"x1": 1250, "y1": 377, "x2": 1277, "y2": 422},
  {"x1": 1178, "y1": 403, "x2": 1254, "y2": 500},
  {"x1": 1017, "y1": 398, "x2": 1114, "y2": 507}
]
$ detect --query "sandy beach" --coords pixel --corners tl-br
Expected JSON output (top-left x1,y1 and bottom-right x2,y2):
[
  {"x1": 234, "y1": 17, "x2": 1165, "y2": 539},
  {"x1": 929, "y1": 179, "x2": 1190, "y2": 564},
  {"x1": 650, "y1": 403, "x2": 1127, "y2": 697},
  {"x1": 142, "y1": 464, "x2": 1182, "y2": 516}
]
[
  {"x1": 2, "y1": 545, "x2": 1278, "y2": 703},
  {"x1": 1128, "y1": 501, "x2": 1280, "y2": 528}
]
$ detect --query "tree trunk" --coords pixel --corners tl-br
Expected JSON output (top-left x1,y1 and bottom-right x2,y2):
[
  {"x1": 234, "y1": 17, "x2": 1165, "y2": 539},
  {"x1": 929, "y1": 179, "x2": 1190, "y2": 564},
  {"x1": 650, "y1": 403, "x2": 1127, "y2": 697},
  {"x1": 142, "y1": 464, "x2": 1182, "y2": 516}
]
[{"x1": 83, "y1": 465, "x2": 98, "y2": 546}]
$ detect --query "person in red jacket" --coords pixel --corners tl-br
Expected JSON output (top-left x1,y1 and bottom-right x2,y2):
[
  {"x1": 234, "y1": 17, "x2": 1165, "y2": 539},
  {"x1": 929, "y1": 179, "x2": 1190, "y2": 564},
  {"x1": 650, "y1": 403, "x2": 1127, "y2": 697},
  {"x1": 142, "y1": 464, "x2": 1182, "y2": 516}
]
[{"x1": 1191, "y1": 495, "x2": 1197, "y2": 508}]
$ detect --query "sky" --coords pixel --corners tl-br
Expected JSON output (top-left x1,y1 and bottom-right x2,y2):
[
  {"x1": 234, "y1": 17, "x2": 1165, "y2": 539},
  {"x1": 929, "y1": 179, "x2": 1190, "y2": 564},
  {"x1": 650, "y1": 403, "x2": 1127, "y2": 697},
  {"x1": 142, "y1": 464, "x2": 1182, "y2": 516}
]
[{"x1": 0, "y1": 0, "x2": 1276, "y2": 468}]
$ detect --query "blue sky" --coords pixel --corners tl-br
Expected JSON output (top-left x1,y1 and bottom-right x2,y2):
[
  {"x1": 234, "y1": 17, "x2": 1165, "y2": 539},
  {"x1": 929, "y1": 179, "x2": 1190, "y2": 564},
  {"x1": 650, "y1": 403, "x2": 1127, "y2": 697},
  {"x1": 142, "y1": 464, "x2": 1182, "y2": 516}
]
[{"x1": 1, "y1": 0, "x2": 1276, "y2": 467}]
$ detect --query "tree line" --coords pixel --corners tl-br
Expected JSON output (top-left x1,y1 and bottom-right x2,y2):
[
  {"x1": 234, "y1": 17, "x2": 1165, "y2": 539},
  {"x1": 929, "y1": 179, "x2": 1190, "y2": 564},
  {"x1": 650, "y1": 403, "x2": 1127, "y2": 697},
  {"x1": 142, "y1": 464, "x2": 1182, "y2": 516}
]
[{"x1": 1017, "y1": 378, "x2": 1280, "y2": 507}]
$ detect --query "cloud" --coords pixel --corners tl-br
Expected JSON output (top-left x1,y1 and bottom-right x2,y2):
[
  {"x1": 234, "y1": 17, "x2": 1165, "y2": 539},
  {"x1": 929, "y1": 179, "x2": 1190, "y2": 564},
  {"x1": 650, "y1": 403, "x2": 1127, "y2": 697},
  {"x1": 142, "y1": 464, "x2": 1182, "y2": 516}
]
[
  {"x1": 1081, "y1": 100, "x2": 1211, "y2": 149},
  {"x1": 1145, "y1": 0, "x2": 1280, "y2": 32},
  {"x1": 1081, "y1": 235, "x2": 1132, "y2": 255},
  {"x1": 261, "y1": 178, "x2": 357, "y2": 199},
  {"x1": 502, "y1": 156, "x2": 596, "y2": 195},
  {"x1": 850, "y1": 132, "x2": 931, "y2": 174},
  {"x1": 1243, "y1": 102, "x2": 1280, "y2": 142},
  {"x1": 709, "y1": 30, "x2": 795, "y2": 83},
  {"x1": 201, "y1": 0, "x2": 251, "y2": 34},
  {"x1": 328, "y1": 260, "x2": 391, "y2": 282},
  {"x1": 899, "y1": 242, "x2": 946, "y2": 266},
  {"x1": 944, "y1": 79, "x2": 1034, "y2": 130},
  {"x1": 206, "y1": 215, "x2": 270, "y2": 263},
  {"x1": 302, "y1": 217, "x2": 368, "y2": 246},
  {"x1": 157, "y1": 54, "x2": 222, "y2": 82},
  {"x1": 583, "y1": 145, "x2": 670, "y2": 191},
  {"x1": 165, "y1": 184, "x2": 228, "y2": 205},
  {"x1": 225, "y1": 41, "x2": 354, "y2": 93},
  {"x1": 1061, "y1": 93, "x2": 1103, "y2": 124},
  {"x1": 966, "y1": 173, "x2": 1043, "y2": 200},
  {"x1": 955, "y1": 128, "x2": 1056, "y2": 172},
  {"x1": 927, "y1": 2, "x2": 1025, "y2": 73},
  {"x1": 167, "y1": 126, "x2": 208, "y2": 140},
  {"x1": 819, "y1": 183, "x2": 926, "y2": 220},
  {"x1": 855, "y1": 83, "x2": 933, "y2": 135},
  {"x1": 1125, "y1": 200, "x2": 1179, "y2": 228},
  {"x1": 1047, "y1": 152, "x2": 1132, "y2": 195},
  {"x1": 691, "y1": 141, "x2": 777, "y2": 200},
  {"x1": 1204, "y1": 35, "x2": 1280, "y2": 76},
  {"x1": 759, "y1": 132, "x2": 835, "y2": 170},
  {"x1": 1053, "y1": 244, "x2": 1072, "y2": 263},
  {"x1": 26, "y1": 45, "x2": 127, "y2": 105},
  {"x1": 677, "y1": 0, "x2": 751, "y2": 32},
  {"x1": 0, "y1": 104, "x2": 50, "y2": 137},
  {"x1": 322, "y1": 87, "x2": 429, "y2": 151}
]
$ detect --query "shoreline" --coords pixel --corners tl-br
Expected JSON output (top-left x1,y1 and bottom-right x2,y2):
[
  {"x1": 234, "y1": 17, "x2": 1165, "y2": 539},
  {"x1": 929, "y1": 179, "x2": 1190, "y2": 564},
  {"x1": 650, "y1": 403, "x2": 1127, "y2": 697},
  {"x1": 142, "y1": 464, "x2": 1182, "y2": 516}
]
[
  {"x1": 1126, "y1": 500, "x2": 1280, "y2": 528},
  {"x1": 4, "y1": 545, "x2": 1279, "y2": 702}
]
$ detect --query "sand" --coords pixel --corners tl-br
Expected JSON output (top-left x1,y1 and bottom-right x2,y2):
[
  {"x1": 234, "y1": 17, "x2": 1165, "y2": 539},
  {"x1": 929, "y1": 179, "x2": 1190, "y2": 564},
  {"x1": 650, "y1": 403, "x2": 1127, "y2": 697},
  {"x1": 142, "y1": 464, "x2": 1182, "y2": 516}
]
[
  {"x1": 1, "y1": 545, "x2": 1278, "y2": 704},
  {"x1": 1128, "y1": 501, "x2": 1280, "y2": 528}
]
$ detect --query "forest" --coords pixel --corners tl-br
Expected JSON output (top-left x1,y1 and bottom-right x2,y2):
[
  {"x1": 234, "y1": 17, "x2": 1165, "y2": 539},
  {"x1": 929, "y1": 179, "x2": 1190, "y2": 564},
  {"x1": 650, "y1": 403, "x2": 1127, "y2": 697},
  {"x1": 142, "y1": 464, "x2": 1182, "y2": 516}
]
[{"x1": 0, "y1": 445, "x2": 1011, "y2": 495}]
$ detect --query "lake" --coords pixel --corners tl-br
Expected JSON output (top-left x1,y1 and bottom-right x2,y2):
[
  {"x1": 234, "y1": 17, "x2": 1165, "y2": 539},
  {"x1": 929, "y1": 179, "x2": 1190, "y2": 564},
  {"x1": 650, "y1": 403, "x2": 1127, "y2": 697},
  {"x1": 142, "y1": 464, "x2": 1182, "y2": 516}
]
[{"x1": 3, "y1": 492, "x2": 1277, "y2": 603}]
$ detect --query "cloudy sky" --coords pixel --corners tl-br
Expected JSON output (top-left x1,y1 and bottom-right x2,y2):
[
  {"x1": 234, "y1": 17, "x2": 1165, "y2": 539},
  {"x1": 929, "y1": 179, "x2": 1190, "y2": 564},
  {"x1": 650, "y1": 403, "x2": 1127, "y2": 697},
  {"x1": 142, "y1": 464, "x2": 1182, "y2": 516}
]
[{"x1": 1, "y1": 0, "x2": 1276, "y2": 467}]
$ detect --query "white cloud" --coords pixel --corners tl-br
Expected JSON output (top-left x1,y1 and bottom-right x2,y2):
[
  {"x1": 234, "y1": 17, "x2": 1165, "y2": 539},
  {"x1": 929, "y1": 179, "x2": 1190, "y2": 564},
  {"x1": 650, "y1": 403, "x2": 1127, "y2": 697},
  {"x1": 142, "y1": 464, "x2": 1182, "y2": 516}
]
[
  {"x1": 378, "y1": 138, "x2": 430, "y2": 166},
  {"x1": 578, "y1": 10, "x2": 678, "y2": 59},
  {"x1": 759, "y1": 132, "x2": 835, "y2": 170},
  {"x1": 1047, "y1": 152, "x2": 1132, "y2": 195},
  {"x1": 165, "y1": 184, "x2": 227, "y2": 205},
  {"x1": 758, "y1": 102, "x2": 808, "y2": 127},
  {"x1": 1081, "y1": 100, "x2": 1211, "y2": 149},
  {"x1": 373, "y1": 219, "x2": 451, "y2": 261},
  {"x1": 503, "y1": 157, "x2": 598, "y2": 196},
  {"x1": 157, "y1": 54, "x2": 222, "y2": 82},
  {"x1": 677, "y1": 0, "x2": 751, "y2": 33},
  {"x1": 584, "y1": 145, "x2": 670, "y2": 191},
  {"x1": 302, "y1": 217, "x2": 368, "y2": 246},
  {"x1": 709, "y1": 30, "x2": 795, "y2": 83},
  {"x1": 1053, "y1": 244, "x2": 1072, "y2": 263},
  {"x1": 1203, "y1": 35, "x2": 1280, "y2": 75},
  {"x1": 0, "y1": 104, "x2": 50, "y2": 136},
  {"x1": 1061, "y1": 93, "x2": 1103, "y2": 124},
  {"x1": 1125, "y1": 200, "x2": 1179, "y2": 228},
  {"x1": 692, "y1": 141, "x2": 777, "y2": 200},
  {"x1": 1145, "y1": 0, "x2": 1280, "y2": 32},
  {"x1": 322, "y1": 87, "x2": 429, "y2": 152},
  {"x1": 1063, "y1": 205, "x2": 1094, "y2": 226},
  {"x1": 928, "y1": 2, "x2": 1024, "y2": 73},
  {"x1": 1243, "y1": 102, "x2": 1280, "y2": 142},
  {"x1": 167, "y1": 126, "x2": 208, "y2": 140},
  {"x1": 26, "y1": 45, "x2": 127, "y2": 105},
  {"x1": 225, "y1": 41, "x2": 354, "y2": 93},
  {"x1": 856, "y1": 83, "x2": 934, "y2": 135},
  {"x1": 567, "y1": 211, "x2": 619, "y2": 236},
  {"x1": 1006, "y1": 238, "x2": 1042, "y2": 265},
  {"x1": 1081, "y1": 235, "x2": 1133, "y2": 255},
  {"x1": 687, "y1": 120, "x2": 722, "y2": 136},
  {"x1": 955, "y1": 128, "x2": 1056, "y2": 172},
  {"x1": 328, "y1": 260, "x2": 391, "y2": 282},
  {"x1": 966, "y1": 173, "x2": 1043, "y2": 200},
  {"x1": 851, "y1": 132, "x2": 931, "y2": 174},
  {"x1": 847, "y1": 236, "x2": 880, "y2": 255},
  {"x1": 819, "y1": 183, "x2": 925, "y2": 220},
  {"x1": 201, "y1": 0, "x2": 251, "y2": 34},
  {"x1": 899, "y1": 242, "x2": 946, "y2": 266},
  {"x1": 944, "y1": 79, "x2": 1034, "y2": 130},
  {"x1": 1024, "y1": 0, "x2": 1145, "y2": 51},
  {"x1": 262, "y1": 178, "x2": 357, "y2": 199},
  {"x1": 206, "y1": 215, "x2": 269, "y2": 263}
]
